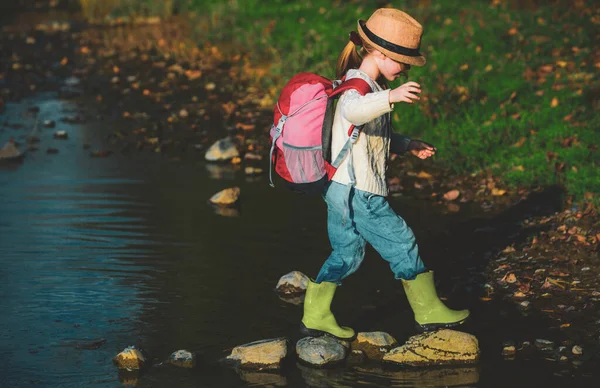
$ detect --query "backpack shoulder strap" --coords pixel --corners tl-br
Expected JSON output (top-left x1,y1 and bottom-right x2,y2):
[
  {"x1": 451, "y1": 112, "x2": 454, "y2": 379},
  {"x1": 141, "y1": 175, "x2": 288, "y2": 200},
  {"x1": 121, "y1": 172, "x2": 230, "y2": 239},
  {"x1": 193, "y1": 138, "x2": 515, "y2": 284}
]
[{"x1": 329, "y1": 78, "x2": 371, "y2": 98}]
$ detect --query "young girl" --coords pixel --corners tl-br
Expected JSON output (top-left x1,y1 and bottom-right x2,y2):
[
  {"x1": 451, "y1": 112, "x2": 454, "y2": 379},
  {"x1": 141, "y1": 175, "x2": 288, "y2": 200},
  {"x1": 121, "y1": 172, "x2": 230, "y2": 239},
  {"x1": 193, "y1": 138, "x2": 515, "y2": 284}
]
[{"x1": 301, "y1": 8, "x2": 470, "y2": 340}]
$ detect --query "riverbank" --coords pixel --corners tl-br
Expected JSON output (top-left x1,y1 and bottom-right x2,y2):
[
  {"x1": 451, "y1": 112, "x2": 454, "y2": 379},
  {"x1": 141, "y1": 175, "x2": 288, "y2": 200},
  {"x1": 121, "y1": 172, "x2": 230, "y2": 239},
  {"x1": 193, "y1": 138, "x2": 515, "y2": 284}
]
[{"x1": 1, "y1": 4, "x2": 598, "y2": 384}]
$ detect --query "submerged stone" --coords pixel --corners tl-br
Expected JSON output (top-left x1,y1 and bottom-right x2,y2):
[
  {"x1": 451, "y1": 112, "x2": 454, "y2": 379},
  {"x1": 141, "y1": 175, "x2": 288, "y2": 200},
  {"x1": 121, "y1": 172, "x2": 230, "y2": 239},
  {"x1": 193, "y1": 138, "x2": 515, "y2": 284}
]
[
  {"x1": 167, "y1": 349, "x2": 195, "y2": 368},
  {"x1": 227, "y1": 338, "x2": 288, "y2": 370},
  {"x1": 0, "y1": 139, "x2": 23, "y2": 160},
  {"x1": 296, "y1": 336, "x2": 347, "y2": 366},
  {"x1": 383, "y1": 330, "x2": 479, "y2": 366},
  {"x1": 351, "y1": 331, "x2": 397, "y2": 360},
  {"x1": 205, "y1": 137, "x2": 239, "y2": 161},
  {"x1": 113, "y1": 346, "x2": 146, "y2": 370},
  {"x1": 275, "y1": 271, "x2": 309, "y2": 295},
  {"x1": 209, "y1": 187, "x2": 240, "y2": 206}
]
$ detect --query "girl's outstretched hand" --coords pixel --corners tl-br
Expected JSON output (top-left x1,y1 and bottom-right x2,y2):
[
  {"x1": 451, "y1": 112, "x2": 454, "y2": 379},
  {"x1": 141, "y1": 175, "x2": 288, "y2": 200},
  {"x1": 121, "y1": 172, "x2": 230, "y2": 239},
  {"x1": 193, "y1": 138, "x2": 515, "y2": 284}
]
[
  {"x1": 389, "y1": 81, "x2": 421, "y2": 104},
  {"x1": 408, "y1": 140, "x2": 436, "y2": 159}
]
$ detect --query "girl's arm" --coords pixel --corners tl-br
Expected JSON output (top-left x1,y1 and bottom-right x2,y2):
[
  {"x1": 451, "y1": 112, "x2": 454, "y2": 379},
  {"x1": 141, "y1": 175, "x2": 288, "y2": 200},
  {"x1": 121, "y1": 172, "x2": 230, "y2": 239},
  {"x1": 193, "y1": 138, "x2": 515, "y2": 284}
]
[
  {"x1": 390, "y1": 133, "x2": 412, "y2": 154},
  {"x1": 340, "y1": 89, "x2": 394, "y2": 126}
]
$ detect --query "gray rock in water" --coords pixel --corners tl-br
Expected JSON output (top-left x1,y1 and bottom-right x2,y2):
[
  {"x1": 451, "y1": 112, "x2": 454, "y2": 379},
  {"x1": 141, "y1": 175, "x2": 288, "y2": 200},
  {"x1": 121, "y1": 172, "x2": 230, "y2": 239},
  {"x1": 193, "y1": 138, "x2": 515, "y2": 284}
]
[
  {"x1": 167, "y1": 349, "x2": 195, "y2": 368},
  {"x1": 383, "y1": 330, "x2": 479, "y2": 366},
  {"x1": 296, "y1": 336, "x2": 347, "y2": 366},
  {"x1": 275, "y1": 271, "x2": 309, "y2": 295},
  {"x1": 0, "y1": 139, "x2": 23, "y2": 161},
  {"x1": 227, "y1": 337, "x2": 288, "y2": 370},
  {"x1": 205, "y1": 137, "x2": 239, "y2": 161},
  {"x1": 351, "y1": 331, "x2": 397, "y2": 360}
]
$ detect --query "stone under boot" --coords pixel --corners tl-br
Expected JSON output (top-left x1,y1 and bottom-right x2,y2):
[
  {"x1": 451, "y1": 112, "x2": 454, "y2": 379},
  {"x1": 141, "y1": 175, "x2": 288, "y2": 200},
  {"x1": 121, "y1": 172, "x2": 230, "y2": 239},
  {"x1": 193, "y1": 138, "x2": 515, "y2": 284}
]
[
  {"x1": 300, "y1": 280, "x2": 356, "y2": 340},
  {"x1": 402, "y1": 271, "x2": 470, "y2": 331}
]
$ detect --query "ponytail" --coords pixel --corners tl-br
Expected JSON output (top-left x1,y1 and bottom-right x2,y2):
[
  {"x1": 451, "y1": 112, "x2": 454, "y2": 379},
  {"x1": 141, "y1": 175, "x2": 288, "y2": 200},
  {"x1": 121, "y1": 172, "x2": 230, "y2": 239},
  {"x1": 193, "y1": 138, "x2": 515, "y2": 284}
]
[{"x1": 336, "y1": 41, "x2": 363, "y2": 79}]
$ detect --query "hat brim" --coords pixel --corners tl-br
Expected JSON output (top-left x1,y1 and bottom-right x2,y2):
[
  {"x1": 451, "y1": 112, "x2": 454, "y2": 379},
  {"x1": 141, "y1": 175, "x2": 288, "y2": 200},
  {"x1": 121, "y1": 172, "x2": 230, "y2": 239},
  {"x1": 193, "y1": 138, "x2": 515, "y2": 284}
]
[{"x1": 357, "y1": 20, "x2": 426, "y2": 67}]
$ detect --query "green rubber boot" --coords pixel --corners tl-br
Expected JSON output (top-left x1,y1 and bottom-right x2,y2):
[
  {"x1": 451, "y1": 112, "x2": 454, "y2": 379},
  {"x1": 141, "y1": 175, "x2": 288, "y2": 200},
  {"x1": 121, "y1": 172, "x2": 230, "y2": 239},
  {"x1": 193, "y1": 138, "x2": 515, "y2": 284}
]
[
  {"x1": 402, "y1": 271, "x2": 470, "y2": 332},
  {"x1": 300, "y1": 280, "x2": 356, "y2": 340}
]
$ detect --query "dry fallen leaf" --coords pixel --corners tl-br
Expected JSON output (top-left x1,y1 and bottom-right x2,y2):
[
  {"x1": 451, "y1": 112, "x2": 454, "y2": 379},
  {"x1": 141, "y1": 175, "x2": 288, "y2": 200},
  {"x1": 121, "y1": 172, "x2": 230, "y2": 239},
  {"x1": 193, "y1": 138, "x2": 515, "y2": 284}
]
[
  {"x1": 512, "y1": 137, "x2": 527, "y2": 147},
  {"x1": 505, "y1": 273, "x2": 517, "y2": 283},
  {"x1": 551, "y1": 97, "x2": 559, "y2": 107},
  {"x1": 443, "y1": 189, "x2": 460, "y2": 201}
]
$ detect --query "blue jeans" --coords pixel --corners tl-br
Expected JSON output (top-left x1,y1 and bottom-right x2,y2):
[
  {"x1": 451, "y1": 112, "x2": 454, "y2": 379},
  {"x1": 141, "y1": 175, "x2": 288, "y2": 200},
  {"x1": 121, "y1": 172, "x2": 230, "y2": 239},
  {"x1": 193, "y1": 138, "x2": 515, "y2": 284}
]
[{"x1": 315, "y1": 181, "x2": 426, "y2": 284}]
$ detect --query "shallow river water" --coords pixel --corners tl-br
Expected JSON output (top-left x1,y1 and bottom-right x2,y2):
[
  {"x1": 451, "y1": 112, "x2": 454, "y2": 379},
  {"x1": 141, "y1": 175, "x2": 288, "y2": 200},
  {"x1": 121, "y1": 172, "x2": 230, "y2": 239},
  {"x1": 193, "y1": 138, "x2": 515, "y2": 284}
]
[{"x1": 0, "y1": 94, "x2": 595, "y2": 387}]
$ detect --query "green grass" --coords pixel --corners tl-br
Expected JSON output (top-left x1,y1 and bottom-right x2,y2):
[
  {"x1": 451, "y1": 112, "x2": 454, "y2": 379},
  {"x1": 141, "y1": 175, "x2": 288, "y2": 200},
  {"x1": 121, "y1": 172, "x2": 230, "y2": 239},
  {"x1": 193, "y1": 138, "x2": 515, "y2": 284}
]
[{"x1": 186, "y1": 0, "x2": 598, "y2": 203}]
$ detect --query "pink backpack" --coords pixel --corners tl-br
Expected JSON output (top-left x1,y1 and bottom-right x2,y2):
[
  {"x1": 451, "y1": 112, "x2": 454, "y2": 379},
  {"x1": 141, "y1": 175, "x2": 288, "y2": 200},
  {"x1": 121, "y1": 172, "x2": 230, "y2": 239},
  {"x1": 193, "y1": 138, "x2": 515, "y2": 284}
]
[{"x1": 268, "y1": 72, "x2": 371, "y2": 194}]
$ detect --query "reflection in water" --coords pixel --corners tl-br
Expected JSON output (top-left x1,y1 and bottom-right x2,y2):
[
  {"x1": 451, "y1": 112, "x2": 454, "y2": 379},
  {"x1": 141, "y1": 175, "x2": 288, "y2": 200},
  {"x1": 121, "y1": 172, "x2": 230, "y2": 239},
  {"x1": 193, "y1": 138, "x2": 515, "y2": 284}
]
[
  {"x1": 236, "y1": 369, "x2": 288, "y2": 386},
  {"x1": 296, "y1": 363, "x2": 479, "y2": 387},
  {"x1": 0, "y1": 176, "x2": 159, "y2": 387},
  {"x1": 205, "y1": 162, "x2": 239, "y2": 180},
  {"x1": 351, "y1": 365, "x2": 480, "y2": 387}
]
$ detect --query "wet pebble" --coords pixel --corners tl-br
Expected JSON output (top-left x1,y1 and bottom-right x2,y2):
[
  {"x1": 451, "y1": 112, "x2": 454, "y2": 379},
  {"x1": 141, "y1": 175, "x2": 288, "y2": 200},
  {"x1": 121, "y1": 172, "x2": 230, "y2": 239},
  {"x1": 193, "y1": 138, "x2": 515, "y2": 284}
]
[
  {"x1": 296, "y1": 336, "x2": 347, "y2": 366},
  {"x1": 502, "y1": 340, "x2": 516, "y2": 356},
  {"x1": 53, "y1": 131, "x2": 68, "y2": 139},
  {"x1": 226, "y1": 338, "x2": 288, "y2": 370},
  {"x1": 535, "y1": 339, "x2": 554, "y2": 351},
  {"x1": 351, "y1": 332, "x2": 397, "y2": 360},
  {"x1": 43, "y1": 120, "x2": 55, "y2": 128},
  {"x1": 205, "y1": 137, "x2": 239, "y2": 162},
  {"x1": 275, "y1": 271, "x2": 309, "y2": 295},
  {"x1": 209, "y1": 187, "x2": 240, "y2": 206},
  {"x1": 167, "y1": 349, "x2": 195, "y2": 368},
  {"x1": 113, "y1": 346, "x2": 145, "y2": 370}
]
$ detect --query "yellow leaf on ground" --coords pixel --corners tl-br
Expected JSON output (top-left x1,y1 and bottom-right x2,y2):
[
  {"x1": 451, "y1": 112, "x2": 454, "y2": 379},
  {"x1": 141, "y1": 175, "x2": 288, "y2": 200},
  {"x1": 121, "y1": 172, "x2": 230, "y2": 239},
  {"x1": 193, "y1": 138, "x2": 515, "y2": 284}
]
[
  {"x1": 417, "y1": 171, "x2": 433, "y2": 179},
  {"x1": 512, "y1": 165, "x2": 525, "y2": 171},
  {"x1": 492, "y1": 188, "x2": 506, "y2": 196},
  {"x1": 459, "y1": 64, "x2": 469, "y2": 71},
  {"x1": 551, "y1": 97, "x2": 559, "y2": 107},
  {"x1": 512, "y1": 137, "x2": 527, "y2": 147}
]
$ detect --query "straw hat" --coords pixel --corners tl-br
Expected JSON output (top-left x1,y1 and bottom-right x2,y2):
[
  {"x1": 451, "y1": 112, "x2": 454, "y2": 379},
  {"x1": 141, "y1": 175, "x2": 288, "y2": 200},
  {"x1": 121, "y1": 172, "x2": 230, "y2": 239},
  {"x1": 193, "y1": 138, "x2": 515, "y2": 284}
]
[{"x1": 357, "y1": 8, "x2": 426, "y2": 66}]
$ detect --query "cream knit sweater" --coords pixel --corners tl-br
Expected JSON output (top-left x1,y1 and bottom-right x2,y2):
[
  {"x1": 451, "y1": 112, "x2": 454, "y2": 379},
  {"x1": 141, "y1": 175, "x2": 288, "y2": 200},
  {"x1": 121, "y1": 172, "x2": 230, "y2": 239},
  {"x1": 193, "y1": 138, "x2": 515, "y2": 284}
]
[{"x1": 331, "y1": 69, "x2": 409, "y2": 196}]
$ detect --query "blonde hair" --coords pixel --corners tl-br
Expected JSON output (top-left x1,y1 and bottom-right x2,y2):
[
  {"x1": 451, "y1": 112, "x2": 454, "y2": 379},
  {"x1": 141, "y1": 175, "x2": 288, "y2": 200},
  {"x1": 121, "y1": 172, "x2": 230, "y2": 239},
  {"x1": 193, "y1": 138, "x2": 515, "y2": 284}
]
[{"x1": 336, "y1": 40, "x2": 391, "y2": 88}]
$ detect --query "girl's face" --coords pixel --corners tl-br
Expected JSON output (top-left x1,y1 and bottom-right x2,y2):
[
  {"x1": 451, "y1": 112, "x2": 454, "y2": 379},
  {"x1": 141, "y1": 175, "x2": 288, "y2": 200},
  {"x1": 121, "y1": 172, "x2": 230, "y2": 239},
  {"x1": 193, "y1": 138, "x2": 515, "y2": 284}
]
[{"x1": 377, "y1": 56, "x2": 411, "y2": 81}]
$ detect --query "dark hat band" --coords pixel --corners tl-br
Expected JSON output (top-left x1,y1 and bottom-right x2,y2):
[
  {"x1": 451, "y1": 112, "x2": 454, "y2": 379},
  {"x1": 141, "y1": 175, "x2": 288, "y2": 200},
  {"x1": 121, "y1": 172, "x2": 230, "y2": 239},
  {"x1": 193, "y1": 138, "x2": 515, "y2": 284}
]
[{"x1": 360, "y1": 20, "x2": 421, "y2": 57}]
